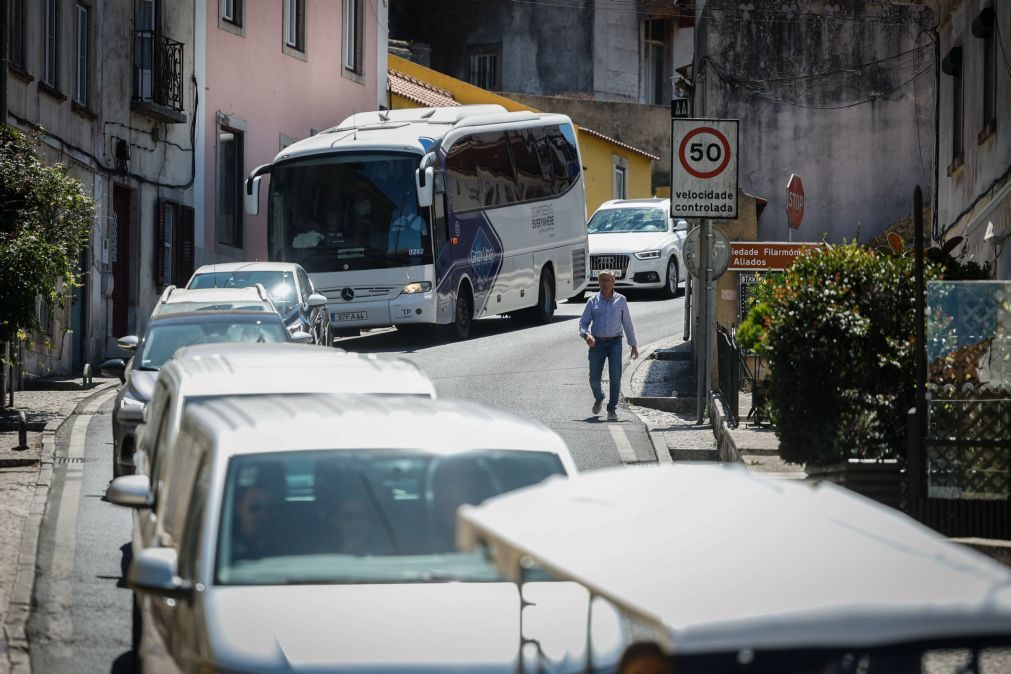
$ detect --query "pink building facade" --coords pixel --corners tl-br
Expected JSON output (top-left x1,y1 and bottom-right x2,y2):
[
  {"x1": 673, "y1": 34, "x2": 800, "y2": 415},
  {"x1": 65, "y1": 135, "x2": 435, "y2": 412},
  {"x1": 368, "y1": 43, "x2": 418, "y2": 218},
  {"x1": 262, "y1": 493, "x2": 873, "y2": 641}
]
[{"x1": 196, "y1": 0, "x2": 386, "y2": 265}]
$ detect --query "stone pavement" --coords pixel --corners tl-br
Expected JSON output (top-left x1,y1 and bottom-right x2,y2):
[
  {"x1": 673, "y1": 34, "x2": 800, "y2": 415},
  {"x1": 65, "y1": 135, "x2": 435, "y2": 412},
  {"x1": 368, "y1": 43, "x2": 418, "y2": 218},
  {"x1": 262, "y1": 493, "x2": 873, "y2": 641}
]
[
  {"x1": 622, "y1": 334, "x2": 804, "y2": 479},
  {"x1": 0, "y1": 379, "x2": 117, "y2": 674}
]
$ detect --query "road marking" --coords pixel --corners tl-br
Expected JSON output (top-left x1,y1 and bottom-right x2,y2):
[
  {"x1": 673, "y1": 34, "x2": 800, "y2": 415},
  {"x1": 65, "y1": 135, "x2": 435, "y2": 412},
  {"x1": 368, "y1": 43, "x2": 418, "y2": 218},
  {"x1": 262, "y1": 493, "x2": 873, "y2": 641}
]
[
  {"x1": 608, "y1": 423, "x2": 638, "y2": 463},
  {"x1": 45, "y1": 413, "x2": 92, "y2": 649}
]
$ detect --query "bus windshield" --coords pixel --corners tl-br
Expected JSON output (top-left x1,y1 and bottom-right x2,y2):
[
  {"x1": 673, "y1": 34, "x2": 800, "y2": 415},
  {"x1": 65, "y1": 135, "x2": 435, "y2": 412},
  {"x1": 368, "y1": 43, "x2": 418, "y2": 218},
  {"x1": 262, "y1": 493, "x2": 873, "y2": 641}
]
[{"x1": 268, "y1": 152, "x2": 433, "y2": 273}]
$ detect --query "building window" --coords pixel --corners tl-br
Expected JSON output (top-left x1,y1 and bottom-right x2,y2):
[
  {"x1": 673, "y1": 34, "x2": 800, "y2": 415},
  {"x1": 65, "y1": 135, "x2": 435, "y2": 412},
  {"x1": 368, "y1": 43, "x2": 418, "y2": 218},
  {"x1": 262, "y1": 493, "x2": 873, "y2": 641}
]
[
  {"x1": 468, "y1": 46, "x2": 500, "y2": 90},
  {"x1": 8, "y1": 0, "x2": 27, "y2": 71},
  {"x1": 43, "y1": 0, "x2": 60, "y2": 88},
  {"x1": 982, "y1": 28, "x2": 997, "y2": 136},
  {"x1": 74, "y1": 3, "x2": 90, "y2": 106},
  {"x1": 284, "y1": 0, "x2": 305, "y2": 53},
  {"x1": 642, "y1": 19, "x2": 666, "y2": 105},
  {"x1": 222, "y1": 0, "x2": 242, "y2": 26},
  {"x1": 217, "y1": 125, "x2": 244, "y2": 248},
  {"x1": 157, "y1": 199, "x2": 195, "y2": 288},
  {"x1": 614, "y1": 165, "x2": 628, "y2": 200},
  {"x1": 343, "y1": 0, "x2": 363, "y2": 75}
]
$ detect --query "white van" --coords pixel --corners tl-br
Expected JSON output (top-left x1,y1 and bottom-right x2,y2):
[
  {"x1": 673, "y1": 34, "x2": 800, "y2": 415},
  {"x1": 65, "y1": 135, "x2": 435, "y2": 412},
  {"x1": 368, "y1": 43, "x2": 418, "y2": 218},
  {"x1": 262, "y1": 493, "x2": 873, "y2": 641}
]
[{"x1": 110, "y1": 393, "x2": 603, "y2": 674}]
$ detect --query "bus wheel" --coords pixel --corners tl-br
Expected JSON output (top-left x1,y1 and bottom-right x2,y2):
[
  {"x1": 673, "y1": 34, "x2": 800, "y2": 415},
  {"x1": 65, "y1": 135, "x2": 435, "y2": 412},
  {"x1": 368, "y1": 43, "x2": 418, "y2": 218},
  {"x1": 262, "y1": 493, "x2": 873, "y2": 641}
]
[
  {"x1": 663, "y1": 257, "x2": 679, "y2": 299},
  {"x1": 448, "y1": 288, "x2": 473, "y2": 340},
  {"x1": 529, "y1": 268, "x2": 556, "y2": 324}
]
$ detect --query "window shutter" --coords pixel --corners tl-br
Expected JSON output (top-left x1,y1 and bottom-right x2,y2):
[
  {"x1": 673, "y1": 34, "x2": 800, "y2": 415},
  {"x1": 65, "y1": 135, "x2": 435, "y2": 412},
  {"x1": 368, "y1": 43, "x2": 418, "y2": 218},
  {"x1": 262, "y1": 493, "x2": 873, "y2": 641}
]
[
  {"x1": 156, "y1": 198, "x2": 167, "y2": 287},
  {"x1": 179, "y1": 205, "x2": 195, "y2": 285}
]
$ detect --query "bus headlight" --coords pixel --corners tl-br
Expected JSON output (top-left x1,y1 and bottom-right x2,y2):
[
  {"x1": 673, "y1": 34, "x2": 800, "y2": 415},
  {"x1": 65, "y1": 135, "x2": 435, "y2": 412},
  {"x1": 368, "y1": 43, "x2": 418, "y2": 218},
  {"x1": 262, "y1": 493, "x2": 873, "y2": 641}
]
[
  {"x1": 401, "y1": 282, "x2": 432, "y2": 294},
  {"x1": 634, "y1": 250, "x2": 661, "y2": 260}
]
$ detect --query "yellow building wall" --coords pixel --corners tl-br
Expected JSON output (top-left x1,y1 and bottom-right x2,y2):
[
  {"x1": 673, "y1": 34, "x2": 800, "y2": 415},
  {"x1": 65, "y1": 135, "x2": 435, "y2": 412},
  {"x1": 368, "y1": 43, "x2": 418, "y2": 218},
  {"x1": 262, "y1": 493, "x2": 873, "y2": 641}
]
[{"x1": 389, "y1": 55, "x2": 653, "y2": 219}]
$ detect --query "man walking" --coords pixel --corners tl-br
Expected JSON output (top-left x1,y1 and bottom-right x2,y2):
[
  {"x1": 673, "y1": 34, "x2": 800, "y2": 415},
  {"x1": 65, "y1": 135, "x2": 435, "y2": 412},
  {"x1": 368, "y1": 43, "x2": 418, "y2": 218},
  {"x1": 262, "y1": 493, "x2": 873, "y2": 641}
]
[{"x1": 579, "y1": 270, "x2": 638, "y2": 421}]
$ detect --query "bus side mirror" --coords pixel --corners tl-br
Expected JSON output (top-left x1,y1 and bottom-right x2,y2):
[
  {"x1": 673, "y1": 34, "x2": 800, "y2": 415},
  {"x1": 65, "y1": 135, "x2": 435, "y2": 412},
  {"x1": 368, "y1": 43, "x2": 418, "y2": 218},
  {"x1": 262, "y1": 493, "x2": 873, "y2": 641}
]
[
  {"x1": 416, "y1": 167, "x2": 434, "y2": 208},
  {"x1": 244, "y1": 176, "x2": 262, "y2": 216}
]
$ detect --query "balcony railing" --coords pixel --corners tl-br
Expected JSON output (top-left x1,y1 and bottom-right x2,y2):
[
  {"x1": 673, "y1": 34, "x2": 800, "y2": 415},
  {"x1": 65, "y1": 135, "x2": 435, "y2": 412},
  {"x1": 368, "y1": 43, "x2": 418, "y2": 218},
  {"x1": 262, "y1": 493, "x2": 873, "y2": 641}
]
[{"x1": 133, "y1": 30, "x2": 185, "y2": 120}]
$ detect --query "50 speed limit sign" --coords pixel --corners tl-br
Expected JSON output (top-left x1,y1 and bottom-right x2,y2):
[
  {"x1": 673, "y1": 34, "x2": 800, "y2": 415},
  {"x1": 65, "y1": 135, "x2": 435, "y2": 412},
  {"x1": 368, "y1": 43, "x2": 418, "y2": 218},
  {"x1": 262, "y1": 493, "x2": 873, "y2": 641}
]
[{"x1": 670, "y1": 119, "x2": 739, "y2": 220}]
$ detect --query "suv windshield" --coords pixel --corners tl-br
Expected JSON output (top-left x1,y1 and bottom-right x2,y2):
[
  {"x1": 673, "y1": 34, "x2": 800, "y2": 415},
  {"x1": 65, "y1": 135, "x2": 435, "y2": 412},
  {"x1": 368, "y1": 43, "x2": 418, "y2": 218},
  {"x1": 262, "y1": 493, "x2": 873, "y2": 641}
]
[
  {"x1": 188, "y1": 271, "x2": 298, "y2": 316},
  {"x1": 138, "y1": 318, "x2": 288, "y2": 369},
  {"x1": 215, "y1": 449, "x2": 565, "y2": 586},
  {"x1": 588, "y1": 208, "x2": 668, "y2": 234}
]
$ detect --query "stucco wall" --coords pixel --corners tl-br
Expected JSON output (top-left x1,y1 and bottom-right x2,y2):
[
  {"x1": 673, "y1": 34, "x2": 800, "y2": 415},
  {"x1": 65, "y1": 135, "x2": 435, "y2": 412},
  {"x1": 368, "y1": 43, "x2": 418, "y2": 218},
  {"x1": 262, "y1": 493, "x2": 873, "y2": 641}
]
[
  {"x1": 202, "y1": 0, "x2": 380, "y2": 262},
  {"x1": 696, "y1": 0, "x2": 934, "y2": 244},
  {"x1": 592, "y1": 0, "x2": 640, "y2": 101},
  {"x1": 578, "y1": 134, "x2": 653, "y2": 215}
]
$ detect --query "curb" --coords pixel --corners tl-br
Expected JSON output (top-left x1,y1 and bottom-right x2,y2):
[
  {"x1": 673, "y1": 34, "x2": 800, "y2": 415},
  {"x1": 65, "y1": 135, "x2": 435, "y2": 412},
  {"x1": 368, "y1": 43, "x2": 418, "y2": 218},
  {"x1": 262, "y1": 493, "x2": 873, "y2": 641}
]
[
  {"x1": 621, "y1": 336, "x2": 685, "y2": 465},
  {"x1": 2, "y1": 381, "x2": 118, "y2": 674},
  {"x1": 711, "y1": 393, "x2": 743, "y2": 464}
]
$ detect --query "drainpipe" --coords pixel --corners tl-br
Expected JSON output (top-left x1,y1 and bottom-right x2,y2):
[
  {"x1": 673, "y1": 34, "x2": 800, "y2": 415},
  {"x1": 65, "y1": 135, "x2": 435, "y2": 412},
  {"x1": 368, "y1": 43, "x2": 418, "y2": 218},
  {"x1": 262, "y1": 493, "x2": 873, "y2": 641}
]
[
  {"x1": 931, "y1": 25, "x2": 940, "y2": 241},
  {"x1": 1, "y1": 0, "x2": 8, "y2": 127}
]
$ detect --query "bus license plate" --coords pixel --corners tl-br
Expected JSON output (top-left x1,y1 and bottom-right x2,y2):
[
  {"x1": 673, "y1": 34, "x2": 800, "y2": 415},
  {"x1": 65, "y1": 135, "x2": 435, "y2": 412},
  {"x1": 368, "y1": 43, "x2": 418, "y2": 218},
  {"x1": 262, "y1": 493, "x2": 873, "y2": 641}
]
[{"x1": 332, "y1": 311, "x2": 367, "y2": 322}]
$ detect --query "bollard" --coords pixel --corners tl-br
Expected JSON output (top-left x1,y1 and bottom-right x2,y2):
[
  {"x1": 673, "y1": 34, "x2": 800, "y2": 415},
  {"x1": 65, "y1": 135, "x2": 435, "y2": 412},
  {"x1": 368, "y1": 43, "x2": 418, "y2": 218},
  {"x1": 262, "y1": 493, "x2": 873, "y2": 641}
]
[
  {"x1": 83, "y1": 362, "x2": 93, "y2": 388},
  {"x1": 14, "y1": 409, "x2": 28, "y2": 450}
]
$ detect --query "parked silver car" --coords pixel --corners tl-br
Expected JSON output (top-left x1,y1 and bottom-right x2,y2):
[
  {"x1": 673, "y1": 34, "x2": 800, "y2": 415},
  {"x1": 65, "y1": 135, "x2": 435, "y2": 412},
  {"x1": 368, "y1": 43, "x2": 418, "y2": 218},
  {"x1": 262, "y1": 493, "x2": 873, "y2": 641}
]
[
  {"x1": 101, "y1": 310, "x2": 304, "y2": 477},
  {"x1": 110, "y1": 394, "x2": 625, "y2": 673},
  {"x1": 186, "y1": 261, "x2": 333, "y2": 346}
]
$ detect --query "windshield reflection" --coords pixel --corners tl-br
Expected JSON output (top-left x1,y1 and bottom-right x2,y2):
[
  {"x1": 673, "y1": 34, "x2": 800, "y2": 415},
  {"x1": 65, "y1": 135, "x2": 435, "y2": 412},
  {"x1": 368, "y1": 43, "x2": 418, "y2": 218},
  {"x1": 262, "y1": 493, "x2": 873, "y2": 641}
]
[{"x1": 269, "y1": 153, "x2": 433, "y2": 273}]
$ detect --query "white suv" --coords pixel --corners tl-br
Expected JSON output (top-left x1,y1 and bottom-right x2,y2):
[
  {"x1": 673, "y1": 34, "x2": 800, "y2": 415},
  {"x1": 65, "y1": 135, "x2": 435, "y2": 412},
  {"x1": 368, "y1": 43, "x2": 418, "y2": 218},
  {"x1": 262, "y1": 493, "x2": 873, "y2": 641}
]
[{"x1": 586, "y1": 198, "x2": 689, "y2": 298}]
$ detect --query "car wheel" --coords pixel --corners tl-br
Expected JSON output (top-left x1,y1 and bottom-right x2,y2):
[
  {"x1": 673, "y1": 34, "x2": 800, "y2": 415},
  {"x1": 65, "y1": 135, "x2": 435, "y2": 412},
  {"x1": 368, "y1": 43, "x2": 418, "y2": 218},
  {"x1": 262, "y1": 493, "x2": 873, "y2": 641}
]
[
  {"x1": 447, "y1": 287, "x2": 472, "y2": 340},
  {"x1": 132, "y1": 593, "x2": 142, "y2": 658},
  {"x1": 663, "y1": 257, "x2": 679, "y2": 299}
]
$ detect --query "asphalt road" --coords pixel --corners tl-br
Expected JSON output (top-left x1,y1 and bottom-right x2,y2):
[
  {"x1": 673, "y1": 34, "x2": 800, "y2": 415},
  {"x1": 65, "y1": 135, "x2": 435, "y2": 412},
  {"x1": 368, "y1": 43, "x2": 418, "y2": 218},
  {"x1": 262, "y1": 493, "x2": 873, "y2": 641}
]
[{"x1": 336, "y1": 291, "x2": 687, "y2": 471}]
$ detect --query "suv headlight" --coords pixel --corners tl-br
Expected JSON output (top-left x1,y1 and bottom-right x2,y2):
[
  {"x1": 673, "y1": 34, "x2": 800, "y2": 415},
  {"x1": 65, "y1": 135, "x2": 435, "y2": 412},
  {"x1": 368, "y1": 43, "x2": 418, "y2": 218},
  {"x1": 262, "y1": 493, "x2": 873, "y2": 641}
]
[
  {"x1": 401, "y1": 281, "x2": 432, "y2": 294},
  {"x1": 120, "y1": 394, "x2": 145, "y2": 421},
  {"x1": 634, "y1": 250, "x2": 661, "y2": 260}
]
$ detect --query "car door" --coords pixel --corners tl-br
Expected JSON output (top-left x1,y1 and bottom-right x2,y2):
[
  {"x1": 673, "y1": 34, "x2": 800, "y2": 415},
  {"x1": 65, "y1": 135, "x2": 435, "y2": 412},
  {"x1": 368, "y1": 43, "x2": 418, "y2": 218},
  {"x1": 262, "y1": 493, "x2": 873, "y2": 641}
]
[
  {"x1": 297, "y1": 267, "x2": 324, "y2": 343},
  {"x1": 171, "y1": 454, "x2": 211, "y2": 672}
]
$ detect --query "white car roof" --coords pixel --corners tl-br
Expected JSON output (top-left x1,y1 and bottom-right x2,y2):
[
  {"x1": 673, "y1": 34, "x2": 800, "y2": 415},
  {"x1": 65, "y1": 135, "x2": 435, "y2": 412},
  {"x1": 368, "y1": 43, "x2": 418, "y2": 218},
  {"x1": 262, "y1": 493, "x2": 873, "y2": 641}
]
[
  {"x1": 155, "y1": 286, "x2": 276, "y2": 316},
  {"x1": 162, "y1": 343, "x2": 436, "y2": 399},
  {"x1": 594, "y1": 197, "x2": 671, "y2": 212},
  {"x1": 190, "y1": 261, "x2": 302, "y2": 275},
  {"x1": 184, "y1": 393, "x2": 575, "y2": 470}
]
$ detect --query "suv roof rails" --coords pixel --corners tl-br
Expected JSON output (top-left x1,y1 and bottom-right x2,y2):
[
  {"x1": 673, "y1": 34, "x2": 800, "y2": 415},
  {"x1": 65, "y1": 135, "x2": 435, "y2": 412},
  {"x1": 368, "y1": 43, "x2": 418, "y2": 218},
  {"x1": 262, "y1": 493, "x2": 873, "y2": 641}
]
[{"x1": 158, "y1": 285, "x2": 177, "y2": 304}]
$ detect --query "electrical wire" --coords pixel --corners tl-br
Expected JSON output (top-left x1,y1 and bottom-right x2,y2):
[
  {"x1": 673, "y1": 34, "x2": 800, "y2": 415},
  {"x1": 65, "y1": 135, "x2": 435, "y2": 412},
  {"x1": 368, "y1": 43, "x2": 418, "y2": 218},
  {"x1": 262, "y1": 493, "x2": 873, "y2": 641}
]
[{"x1": 994, "y1": 19, "x2": 1011, "y2": 78}]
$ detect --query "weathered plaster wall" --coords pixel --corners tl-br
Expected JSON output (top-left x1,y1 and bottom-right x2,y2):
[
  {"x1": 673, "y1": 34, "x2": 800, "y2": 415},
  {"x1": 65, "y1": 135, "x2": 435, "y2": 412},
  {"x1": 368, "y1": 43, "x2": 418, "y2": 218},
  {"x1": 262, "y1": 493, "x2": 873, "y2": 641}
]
[
  {"x1": 592, "y1": 0, "x2": 640, "y2": 101},
  {"x1": 696, "y1": 0, "x2": 934, "y2": 244}
]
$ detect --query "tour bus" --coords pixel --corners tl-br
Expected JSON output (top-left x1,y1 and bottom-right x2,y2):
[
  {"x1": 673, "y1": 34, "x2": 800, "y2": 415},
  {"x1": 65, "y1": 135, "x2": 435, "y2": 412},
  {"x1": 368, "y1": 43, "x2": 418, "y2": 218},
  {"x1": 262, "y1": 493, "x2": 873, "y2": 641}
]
[{"x1": 244, "y1": 105, "x2": 589, "y2": 340}]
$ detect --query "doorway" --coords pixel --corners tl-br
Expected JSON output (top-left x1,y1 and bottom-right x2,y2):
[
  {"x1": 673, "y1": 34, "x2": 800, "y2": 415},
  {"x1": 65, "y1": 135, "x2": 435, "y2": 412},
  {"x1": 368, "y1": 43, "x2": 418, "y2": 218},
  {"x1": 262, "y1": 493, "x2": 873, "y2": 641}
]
[{"x1": 112, "y1": 185, "x2": 133, "y2": 337}]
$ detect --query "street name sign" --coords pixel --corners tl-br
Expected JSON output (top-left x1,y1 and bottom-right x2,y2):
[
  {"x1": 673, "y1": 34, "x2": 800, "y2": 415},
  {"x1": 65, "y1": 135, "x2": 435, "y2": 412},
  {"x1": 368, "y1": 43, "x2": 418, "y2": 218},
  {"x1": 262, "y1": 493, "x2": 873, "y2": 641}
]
[
  {"x1": 727, "y1": 242, "x2": 823, "y2": 271},
  {"x1": 670, "y1": 118, "x2": 739, "y2": 220},
  {"x1": 787, "y1": 174, "x2": 805, "y2": 229}
]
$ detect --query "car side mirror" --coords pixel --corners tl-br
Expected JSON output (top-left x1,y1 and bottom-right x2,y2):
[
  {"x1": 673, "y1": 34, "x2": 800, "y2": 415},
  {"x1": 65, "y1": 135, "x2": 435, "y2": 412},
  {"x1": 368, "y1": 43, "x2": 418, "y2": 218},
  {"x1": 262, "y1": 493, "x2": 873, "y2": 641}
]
[
  {"x1": 106, "y1": 474, "x2": 153, "y2": 508},
  {"x1": 291, "y1": 330, "x2": 314, "y2": 344},
  {"x1": 117, "y1": 335, "x2": 139, "y2": 351},
  {"x1": 99, "y1": 357, "x2": 127, "y2": 383},
  {"x1": 130, "y1": 547, "x2": 193, "y2": 599},
  {"x1": 416, "y1": 167, "x2": 434, "y2": 208},
  {"x1": 307, "y1": 293, "x2": 328, "y2": 309},
  {"x1": 674, "y1": 219, "x2": 689, "y2": 232}
]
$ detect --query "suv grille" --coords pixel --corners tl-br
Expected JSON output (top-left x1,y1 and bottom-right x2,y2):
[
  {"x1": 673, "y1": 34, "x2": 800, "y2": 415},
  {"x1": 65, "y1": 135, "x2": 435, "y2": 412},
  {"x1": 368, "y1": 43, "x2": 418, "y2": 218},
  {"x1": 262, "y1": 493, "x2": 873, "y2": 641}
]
[{"x1": 590, "y1": 254, "x2": 629, "y2": 273}]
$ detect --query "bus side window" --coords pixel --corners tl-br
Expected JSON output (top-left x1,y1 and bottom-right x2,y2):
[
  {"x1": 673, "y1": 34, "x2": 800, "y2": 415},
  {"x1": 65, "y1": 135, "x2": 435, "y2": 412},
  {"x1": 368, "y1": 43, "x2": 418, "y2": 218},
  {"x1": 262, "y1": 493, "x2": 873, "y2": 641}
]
[{"x1": 432, "y1": 191, "x2": 449, "y2": 253}]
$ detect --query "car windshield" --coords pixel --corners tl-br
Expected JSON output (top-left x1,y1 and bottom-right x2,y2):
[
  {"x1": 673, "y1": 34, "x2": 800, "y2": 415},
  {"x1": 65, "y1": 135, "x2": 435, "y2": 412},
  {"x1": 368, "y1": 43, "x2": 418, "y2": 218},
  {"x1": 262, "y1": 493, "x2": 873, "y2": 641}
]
[
  {"x1": 588, "y1": 208, "x2": 668, "y2": 234},
  {"x1": 215, "y1": 449, "x2": 566, "y2": 586},
  {"x1": 188, "y1": 271, "x2": 298, "y2": 316},
  {"x1": 138, "y1": 318, "x2": 288, "y2": 369},
  {"x1": 158, "y1": 302, "x2": 270, "y2": 314}
]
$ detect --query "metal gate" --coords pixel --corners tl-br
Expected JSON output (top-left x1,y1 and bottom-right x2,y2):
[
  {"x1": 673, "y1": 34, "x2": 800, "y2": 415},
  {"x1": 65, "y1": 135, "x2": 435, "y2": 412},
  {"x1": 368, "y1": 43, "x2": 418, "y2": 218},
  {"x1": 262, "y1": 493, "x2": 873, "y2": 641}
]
[{"x1": 908, "y1": 281, "x2": 1011, "y2": 538}]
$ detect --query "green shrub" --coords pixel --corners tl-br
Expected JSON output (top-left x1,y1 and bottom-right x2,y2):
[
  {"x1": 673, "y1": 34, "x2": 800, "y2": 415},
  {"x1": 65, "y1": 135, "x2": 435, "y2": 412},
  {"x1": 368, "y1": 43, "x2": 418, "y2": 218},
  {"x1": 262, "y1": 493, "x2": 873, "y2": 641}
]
[{"x1": 763, "y1": 243, "x2": 941, "y2": 466}]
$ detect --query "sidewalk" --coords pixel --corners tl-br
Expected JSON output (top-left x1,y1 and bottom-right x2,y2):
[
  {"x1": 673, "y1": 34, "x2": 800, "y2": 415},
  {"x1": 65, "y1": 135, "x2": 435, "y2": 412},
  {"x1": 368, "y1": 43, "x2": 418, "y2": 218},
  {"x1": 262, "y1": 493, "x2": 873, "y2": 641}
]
[
  {"x1": 0, "y1": 378, "x2": 117, "y2": 674},
  {"x1": 622, "y1": 334, "x2": 803, "y2": 478}
]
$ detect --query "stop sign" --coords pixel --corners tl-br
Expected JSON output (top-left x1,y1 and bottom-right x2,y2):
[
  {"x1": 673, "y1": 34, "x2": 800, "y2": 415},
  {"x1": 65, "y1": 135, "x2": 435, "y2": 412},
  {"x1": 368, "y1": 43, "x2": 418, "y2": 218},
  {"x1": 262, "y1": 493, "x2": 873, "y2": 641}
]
[{"x1": 786, "y1": 174, "x2": 805, "y2": 229}]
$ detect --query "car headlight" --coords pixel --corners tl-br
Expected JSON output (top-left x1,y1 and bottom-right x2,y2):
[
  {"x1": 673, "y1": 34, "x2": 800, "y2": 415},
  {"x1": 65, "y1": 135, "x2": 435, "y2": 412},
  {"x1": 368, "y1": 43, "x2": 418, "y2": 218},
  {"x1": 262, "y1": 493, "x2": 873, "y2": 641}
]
[
  {"x1": 120, "y1": 395, "x2": 145, "y2": 421},
  {"x1": 634, "y1": 250, "x2": 662, "y2": 260},
  {"x1": 401, "y1": 281, "x2": 432, "y2": 294}
]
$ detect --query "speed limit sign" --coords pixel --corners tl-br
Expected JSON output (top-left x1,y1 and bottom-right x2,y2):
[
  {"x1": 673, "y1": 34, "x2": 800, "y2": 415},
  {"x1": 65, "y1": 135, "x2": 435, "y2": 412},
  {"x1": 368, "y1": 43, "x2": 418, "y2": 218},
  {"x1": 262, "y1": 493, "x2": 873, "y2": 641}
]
[{"x1": 670, "y1": 119, "x2": 739, "y2": 220}]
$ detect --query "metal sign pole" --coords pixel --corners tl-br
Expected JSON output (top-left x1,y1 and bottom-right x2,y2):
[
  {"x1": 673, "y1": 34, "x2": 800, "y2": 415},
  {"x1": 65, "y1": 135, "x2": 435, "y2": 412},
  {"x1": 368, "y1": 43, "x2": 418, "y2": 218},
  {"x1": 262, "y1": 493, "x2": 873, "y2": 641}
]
[{"x1": 696, "y1": 219, "x2": 711, "y2": 424}]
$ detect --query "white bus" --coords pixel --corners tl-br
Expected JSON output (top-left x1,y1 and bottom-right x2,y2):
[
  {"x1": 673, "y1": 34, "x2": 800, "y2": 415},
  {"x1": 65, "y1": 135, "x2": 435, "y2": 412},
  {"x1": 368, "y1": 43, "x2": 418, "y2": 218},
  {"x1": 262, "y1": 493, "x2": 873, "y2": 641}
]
[{"x1": 244, "y1": 105, "x2": 589, "y2": 339}]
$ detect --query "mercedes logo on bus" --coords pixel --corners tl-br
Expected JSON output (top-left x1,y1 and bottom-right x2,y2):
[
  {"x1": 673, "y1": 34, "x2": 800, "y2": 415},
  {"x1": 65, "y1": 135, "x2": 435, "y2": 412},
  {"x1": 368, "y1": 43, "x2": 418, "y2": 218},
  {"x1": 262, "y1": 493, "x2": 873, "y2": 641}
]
[{"x1": 341, "y1": 287, "x2": 355, "y2": 301}]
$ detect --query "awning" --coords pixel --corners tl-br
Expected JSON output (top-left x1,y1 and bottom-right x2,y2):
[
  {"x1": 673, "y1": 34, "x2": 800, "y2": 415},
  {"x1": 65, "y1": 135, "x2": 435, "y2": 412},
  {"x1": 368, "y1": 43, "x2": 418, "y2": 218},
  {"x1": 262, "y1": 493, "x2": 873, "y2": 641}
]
[{"x1": 458, "y1": 464, "x2": 1011, "y2": 656}]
